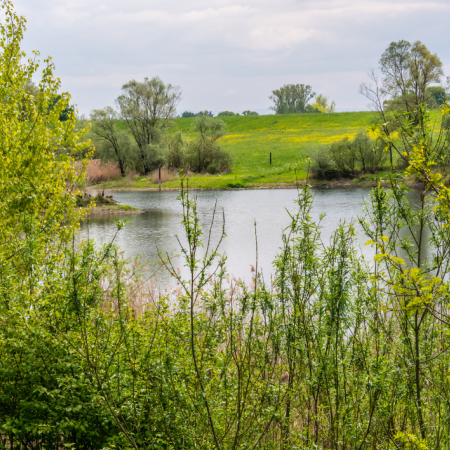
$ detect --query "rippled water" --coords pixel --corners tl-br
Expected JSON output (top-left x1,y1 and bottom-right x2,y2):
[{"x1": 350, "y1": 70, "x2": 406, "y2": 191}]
[{"x1": 79, "y1": 188, "x2": 429, "y2": 286}]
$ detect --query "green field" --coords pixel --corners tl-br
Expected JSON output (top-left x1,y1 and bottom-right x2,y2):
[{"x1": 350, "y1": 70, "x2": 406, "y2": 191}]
[{"x1": 97, "y1": 111, "x2": 380, "y2": 190}]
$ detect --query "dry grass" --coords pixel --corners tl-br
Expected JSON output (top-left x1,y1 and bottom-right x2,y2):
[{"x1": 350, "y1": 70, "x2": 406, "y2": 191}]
[
  {"x1": 151, "y1": 167, "x2": 177, "y2": 184},
  {"x1": 126, "y1": 171, "x2": 140, "y2": 181},
  {"x1": 85, "y1": 160, "x2": 122, "y2": 184}
]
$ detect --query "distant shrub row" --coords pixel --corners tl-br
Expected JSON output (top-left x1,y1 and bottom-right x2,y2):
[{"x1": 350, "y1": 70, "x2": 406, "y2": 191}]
[
  {"x1": 180, "y1": 110, "x2": 259, "y2": 118},
  {"x1": 310, "y1": 132, "x2": 389, "y2": 179}
]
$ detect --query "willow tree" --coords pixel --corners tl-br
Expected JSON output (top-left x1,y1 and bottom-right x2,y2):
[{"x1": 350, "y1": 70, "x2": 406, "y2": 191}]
[
  {"x1": 269, "y1": 83, "x2": 316, "y2": 114},
  {"x1": 116, "y1": 77, "x2": 181, "y2": 173}
]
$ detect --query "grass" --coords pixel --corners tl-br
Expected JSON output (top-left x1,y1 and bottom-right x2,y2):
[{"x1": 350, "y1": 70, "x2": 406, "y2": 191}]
[{"x1": 94, "y1": 111, "x2": 441, "y2": 190}]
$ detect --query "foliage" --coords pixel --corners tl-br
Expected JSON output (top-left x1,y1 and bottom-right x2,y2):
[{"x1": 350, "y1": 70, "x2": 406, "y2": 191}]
[
  {"x1": 311, "y1": 93, "x2": 336, "y2": 113},
  {"x1": 217, "y1": 111, "x2": 236, "y2": 116},
  {"x1": 116, "y1": 76, "x2": 181, "y2": 173},
  {"x1": 0, "y1": 1, "x2": 96, "y2": 448},
  {"x1": 99, "y1": 111, "x2": 392, "y2": 189},
  {"x1": 5, "y1": 5, "x2": 450, "y2": 444},
  {"x1": 186, "y1": 115, "x2": 232, "y2": 172},
  {"x1": 311, "y1": 132, "x2": 388, "y2": 179},
  {"x1": 181, "y1": 111, "x2": 196, "y2": 118},
  {"x1": 377, "y1": 40, "x2": 444, "y2": 121},
  {"x1": 309, "y1": 145, "x2": 337, "y2": 179},
  {"x1": 329, "y1": 136, "x2": 358, "y2": 175},
  {"x1": 90, "y1": 106, "x2": 132, "y2": 176},
  {"x1": 166, "y1": 130, "x2": 186, "y2": 168},
  {"x1": 50, "y1": 94, "x2": 74, "y2": 121},
  {"x1": 269, "y1": 83, "x2": 316, "y2": 114},
  {"x1": 242, "y1": 110, "x2": 258, "y2": 116},
  {"x1": 427, "y1": 85, "x2": 447, "y2": 106},
  {"x1": 196, "y1": 110, "x2": 213, "y2": 117}
]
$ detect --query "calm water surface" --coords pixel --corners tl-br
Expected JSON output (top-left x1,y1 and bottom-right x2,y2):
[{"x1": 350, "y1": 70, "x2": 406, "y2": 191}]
[{"x1": 79, "y1": 188, "x2": 382, "y2": 286}]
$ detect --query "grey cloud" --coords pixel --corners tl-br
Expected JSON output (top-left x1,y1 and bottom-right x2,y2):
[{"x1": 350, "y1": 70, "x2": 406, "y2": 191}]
[{"x1": 14, "y1": 0, "x2": 450, "y2": 114}]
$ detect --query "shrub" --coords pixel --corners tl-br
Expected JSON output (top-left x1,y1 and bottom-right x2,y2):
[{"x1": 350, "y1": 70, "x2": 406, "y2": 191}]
[
  {"x1": 309, "y1": 146, "x2": 337, "y2": 179},
  {"x1": 207, "y1": 164, "x2": 217, "y2": 174},
  {"x1": 166, "y1": 131, "x2": 186, "y2": 169},
  {"x1": 350, "y1": 132, "x2": 378, "y2": 173},
  {"x1": 186, "y1": 116, "x2": 232, "y2": 172},
  {"x1": 329, "y1": 137, "x2": 358, "y2": 176}
]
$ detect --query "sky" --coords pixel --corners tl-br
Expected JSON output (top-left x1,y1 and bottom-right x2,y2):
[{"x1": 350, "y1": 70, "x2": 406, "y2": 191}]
[{"x1": 13, "y1": 0, "x2": 450, "y2": 116}]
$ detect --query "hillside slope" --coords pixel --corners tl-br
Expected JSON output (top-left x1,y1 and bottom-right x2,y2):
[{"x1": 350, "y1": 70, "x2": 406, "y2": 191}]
[{"x1": 99, "y1": 112, "x2": 378, "y2": 189}]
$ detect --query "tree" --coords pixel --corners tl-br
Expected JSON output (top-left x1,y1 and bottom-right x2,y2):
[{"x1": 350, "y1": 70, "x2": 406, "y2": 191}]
[
  {"x1": 379, "y1": 40, "x2": 444, "y2": 119},
  {"x1": 186, "y1": 116, "x2": 232, "y2": 172},
  {"x1": 360, "y1": 40, "x2": 445, "y2": 166},
  {"x1": 182, "y1": 111, "x2": 196, "y2": 118},
  {"x1": 90, "y1": 107, "x2": 129, "y2": 176},
  {"x1": 116, "y1": 77, "x2": 181, "y2": 173},
  {"x1": 50, "y1": 94, "x2": 74, "y2": 121},
  {"x1": 269, "y1": 84, "x2": 315, "y2": 114},
  {"x1": 242, "y1": 110, "x2": 259, "y2": 116},
  {"x1": 166, "y1": 131, "x2": 186, "y2": 168},
  {"x1": 196, "y1": 110, "x2": 213, "y2": 117},
  {"x1": 217, "y1": 111, "x2": 235, "y2": 116},
  {"x1": 427, "y1": 86, "x2": 447, "y2": 106},
  {"x1": 311, "y1": 94, "x2": 336, "y2": 113}
]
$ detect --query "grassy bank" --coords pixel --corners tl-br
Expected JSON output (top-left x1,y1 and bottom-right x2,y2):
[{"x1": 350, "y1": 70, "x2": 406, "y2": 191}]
[{"x1": 96, "y1": 111, "x2": 382, "y2": 190}]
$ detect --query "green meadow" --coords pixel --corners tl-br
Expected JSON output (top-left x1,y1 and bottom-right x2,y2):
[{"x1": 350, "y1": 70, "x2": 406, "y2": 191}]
[{"x1": 99, "y1": 111, "x2": 380, "y2": 189}]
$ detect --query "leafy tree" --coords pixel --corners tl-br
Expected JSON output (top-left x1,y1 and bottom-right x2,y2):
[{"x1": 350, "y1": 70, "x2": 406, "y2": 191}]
[
  {"x1": 196, "y1": 110, "x2": 213, "y2": 117},
  {"x1": 116, "y1": 76, "x2": 181, "y2": 173},
  {"x1": 329, "y1": 137, "x2": 358, "y2": 175},
  {"x1": 51, "y1": 94, "x2": 74, "y2": 121},
  {"x1": 242, "y1": 110, "x2": 258, "y2": 116},
  {"x1": 311, "y1": 94, "x2": 336, "y2": 113},
  {"x1": 427, "y1": 85, "x2": 447, "y2": 106},
  {"x1": 379, "y1": 40, "x2": 444, "y2": 119},
  {"x1": 166, "y1": 130, "x2": 186, "y2": 168},
  {"x1": 182, "y1": 110, "x2": 195, "y2": 118},
  {"x1": 309, "y1": 145, "x2": 337, "y2": 179},
  {"x1": 217, "y1": 111, "x2": 235, "y2": 116},
  {"x1": 0, "y1": 2, "x2": 96, "y2": 447},
  {"x1": 90, "y1": 106, "x2": 131, "y2": 176},
  {"x1": 269, "y1": 83, "x2": 315, "y2": 114},
  {"x1": 186, "y1": 115, "x2": 232, "y2": 172}
]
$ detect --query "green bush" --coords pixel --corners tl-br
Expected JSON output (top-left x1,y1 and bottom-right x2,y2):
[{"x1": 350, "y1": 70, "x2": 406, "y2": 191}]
[
  {"x1": 329, "y1": 137, "x2": 358, "y2": 176},
  {"x1": 186, "y1": 116, "x2": 232, "y2": 172},
  {"x1": 309, "y1": 145, "x2": 338, "y2": 179},
  {"x1": 207, "y1": 163, "x2": 217, "y2": 174},
  {"x1": 166, "y1": 131, "x2": 186, "y2": 169}
]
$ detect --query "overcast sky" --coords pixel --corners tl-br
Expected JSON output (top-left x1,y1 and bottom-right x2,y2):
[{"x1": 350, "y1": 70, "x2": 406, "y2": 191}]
[{"x1": 13, "y1": 0, "x2": 450, "y2": 115}]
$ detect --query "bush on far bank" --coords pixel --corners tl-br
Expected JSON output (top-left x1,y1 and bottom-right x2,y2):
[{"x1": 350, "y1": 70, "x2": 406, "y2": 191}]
[{"x1": 310, "y1": 132, "x2": 390, "y2": 179}]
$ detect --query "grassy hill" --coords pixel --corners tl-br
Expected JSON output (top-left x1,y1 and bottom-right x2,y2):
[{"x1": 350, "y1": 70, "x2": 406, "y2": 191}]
[{"x1": 97, "y1": 111, "x2": 378, "y2": 190}]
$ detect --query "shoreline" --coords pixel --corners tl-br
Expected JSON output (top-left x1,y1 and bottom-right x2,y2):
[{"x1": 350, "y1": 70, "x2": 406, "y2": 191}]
[
  {"x1": 82, "y1": 205, "x2": 144, "y2": 217},
  {"x1": 89, "y1": 178, "x2": 423, "y2": 194}
]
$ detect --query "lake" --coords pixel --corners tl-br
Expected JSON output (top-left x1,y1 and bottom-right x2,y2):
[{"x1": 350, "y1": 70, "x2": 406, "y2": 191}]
[
  {"x1": 79, "y1": 187, "x2": 426, "y2": 287},
  {"x1": 81, "y1": 189, "x2": 380, "y2": 284}
]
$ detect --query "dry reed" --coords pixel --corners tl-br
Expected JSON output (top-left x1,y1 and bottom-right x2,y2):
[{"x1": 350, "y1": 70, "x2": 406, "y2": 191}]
[
  {"x1": 85, "y1": 160, "x2": 122, "y2": 184},
  {"x1": 151, "y1": 167, "x2": 177, "y2": 184}
]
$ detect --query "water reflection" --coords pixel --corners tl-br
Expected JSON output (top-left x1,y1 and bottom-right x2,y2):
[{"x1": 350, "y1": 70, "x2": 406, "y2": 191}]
[{"x1": 78, "y1": 187, "x2": 431, "y2": 286}]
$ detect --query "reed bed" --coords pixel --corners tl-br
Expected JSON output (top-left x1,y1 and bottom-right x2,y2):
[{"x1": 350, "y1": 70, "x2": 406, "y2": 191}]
[{"x1": 85, "y1": 159, "x2": 121, "y2": 184}]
